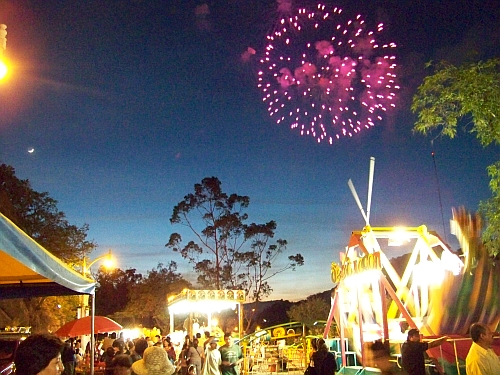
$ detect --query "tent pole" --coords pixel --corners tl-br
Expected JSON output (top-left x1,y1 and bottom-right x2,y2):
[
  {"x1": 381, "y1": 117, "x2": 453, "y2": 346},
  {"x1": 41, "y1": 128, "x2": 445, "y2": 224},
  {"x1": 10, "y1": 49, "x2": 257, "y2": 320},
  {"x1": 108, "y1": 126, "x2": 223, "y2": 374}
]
[{"x1": 90, "y1": 294, "x2": 95, "y2": 375}]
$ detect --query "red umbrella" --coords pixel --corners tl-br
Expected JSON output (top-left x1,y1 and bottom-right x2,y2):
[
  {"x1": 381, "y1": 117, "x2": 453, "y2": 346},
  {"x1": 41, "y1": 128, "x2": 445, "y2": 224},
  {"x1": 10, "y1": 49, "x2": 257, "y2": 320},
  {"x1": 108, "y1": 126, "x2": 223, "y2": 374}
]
[{"x1": 54, "y1": 316, "x2": 122, "y2": 337}]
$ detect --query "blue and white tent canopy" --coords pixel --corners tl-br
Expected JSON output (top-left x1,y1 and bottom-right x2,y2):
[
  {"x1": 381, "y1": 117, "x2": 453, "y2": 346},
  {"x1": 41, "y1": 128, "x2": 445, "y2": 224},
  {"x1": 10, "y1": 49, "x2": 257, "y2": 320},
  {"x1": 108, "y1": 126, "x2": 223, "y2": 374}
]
[{"x1": 0, "y1": 212, "x2": 95, "y2": 299}]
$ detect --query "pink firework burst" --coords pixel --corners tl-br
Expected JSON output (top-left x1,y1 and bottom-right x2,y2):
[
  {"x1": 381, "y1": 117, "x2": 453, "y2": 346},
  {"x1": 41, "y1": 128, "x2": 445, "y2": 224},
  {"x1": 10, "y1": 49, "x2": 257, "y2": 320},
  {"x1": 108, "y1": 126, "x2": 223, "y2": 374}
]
[{"x1": 258, "y1": 3, "x2": 399, "y2": 144}]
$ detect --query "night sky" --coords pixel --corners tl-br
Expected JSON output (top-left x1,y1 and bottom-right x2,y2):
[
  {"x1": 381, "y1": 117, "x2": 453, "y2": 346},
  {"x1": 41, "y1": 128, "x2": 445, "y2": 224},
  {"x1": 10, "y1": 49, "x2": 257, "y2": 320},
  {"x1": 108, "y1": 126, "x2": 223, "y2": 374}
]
[{"x1": 0, "y1": 0, "x2": 499, "y2": 301}]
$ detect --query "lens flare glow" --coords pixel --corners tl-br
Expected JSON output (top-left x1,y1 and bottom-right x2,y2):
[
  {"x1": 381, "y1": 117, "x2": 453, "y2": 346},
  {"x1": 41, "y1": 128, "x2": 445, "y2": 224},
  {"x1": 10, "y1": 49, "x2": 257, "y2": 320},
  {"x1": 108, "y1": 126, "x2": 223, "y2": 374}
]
[{"x1": 258, "y1": 3, "x2": 399, "y2": 144}]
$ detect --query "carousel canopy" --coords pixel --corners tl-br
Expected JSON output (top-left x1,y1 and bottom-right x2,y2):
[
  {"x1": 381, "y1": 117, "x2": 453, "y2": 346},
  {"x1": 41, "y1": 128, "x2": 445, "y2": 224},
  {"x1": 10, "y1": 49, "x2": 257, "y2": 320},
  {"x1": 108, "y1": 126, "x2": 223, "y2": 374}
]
[{"x1": 168, "y1": 289, "x2": 246, "y2": 314}]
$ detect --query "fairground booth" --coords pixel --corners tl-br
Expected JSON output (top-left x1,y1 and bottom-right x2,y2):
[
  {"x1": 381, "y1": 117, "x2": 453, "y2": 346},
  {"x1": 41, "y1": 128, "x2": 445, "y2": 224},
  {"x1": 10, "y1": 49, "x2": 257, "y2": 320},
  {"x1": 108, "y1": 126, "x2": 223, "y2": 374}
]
[{"x1": 168, "y1": 289, "x2": 246, "y2": 339}]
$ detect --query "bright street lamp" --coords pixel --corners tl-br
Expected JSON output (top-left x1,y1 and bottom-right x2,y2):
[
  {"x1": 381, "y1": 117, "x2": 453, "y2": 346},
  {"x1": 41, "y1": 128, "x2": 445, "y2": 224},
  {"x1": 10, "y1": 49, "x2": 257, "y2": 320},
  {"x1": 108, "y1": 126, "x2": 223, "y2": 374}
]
[
  {"x1": 82, "y1": 250, "x2": 113, "y2": 278},
  {"x1": 0, "y1": 24, "x2": 8, "y2": 80},
  {"x1": 0, "y1": 60, "x2": 7, "y2": 80}
]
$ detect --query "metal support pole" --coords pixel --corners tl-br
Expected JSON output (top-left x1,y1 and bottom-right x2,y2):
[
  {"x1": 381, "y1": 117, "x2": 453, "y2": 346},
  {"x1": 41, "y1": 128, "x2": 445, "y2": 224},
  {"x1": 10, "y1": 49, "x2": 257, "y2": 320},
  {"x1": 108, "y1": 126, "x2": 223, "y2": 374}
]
[
  {"x1": 339, "y1": 288, "x2": 346, "y2": 367},
  {"x1": 239, "y1": 302, "x2": 244, "y2": 339},
  {"x1": 356, "y1": 284, "x2": 365, "y2": 367},
  {"x1": 378, "y1": 271, "x2": 389, "y2": 341},
  {"x1": 453, "y1": 340, "x2": 461, "y2": 375},
  {"x1": 90, "y1": 294, "x2": 95, "y2": 375},
  {"x1": 322, "y1": 291, "x2": 338, "y2": 339}
]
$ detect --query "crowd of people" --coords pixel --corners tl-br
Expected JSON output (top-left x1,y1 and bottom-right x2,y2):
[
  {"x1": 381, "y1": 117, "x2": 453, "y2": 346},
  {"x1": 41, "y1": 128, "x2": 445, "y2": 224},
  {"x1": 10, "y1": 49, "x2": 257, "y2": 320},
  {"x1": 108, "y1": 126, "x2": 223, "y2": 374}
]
[
  {"x1": 11, "y1": 320, "x2": 500, "y2": 375},
  {"x1": 13, "y1": 331, "x2": 243, "y2": 375},
  {"x1": 400, "y1": 322, "x2": 500, "y2": 375}
]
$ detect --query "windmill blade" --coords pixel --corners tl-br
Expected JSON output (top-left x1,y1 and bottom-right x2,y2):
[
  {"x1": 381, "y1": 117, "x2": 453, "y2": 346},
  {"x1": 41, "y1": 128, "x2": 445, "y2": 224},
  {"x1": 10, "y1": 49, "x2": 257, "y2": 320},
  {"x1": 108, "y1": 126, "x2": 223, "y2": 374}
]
[
  {"x1": 367, "y1": 157, "x2": 375, "y2": 224},
  {"x1": 348, "y1": 178, "x2": 368, "y2": 224}
]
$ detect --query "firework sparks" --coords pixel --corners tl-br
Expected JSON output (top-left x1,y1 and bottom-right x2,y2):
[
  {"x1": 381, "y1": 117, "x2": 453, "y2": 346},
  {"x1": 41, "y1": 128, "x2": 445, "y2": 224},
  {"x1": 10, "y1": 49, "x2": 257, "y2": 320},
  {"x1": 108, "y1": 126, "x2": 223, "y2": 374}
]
[{"x1": 258, "y1": 3, "x2": 399, "y2": 144}]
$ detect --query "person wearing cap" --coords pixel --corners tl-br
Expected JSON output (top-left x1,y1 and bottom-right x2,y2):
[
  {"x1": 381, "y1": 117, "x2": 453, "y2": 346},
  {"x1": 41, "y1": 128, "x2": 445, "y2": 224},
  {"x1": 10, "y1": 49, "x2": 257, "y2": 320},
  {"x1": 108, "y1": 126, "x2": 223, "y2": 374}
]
[
  {"x1": 401, "y1": 328, "x2": 448, "y2": 375},
  {"x1": 15, "y1": 334, "x2": 66, "y2": 375},
  {"x1": 465, "y1": 322, "x2": 500, "y2": 375},
  {"x1": 201, "y1": 338, "x2": 221, "y2": 375},
  {"x1": 132, "y1": 346, "x2": 176, "y2": 375},
  {"x1": 219, "y1": 334, "x2": 242, "y2": 375}
]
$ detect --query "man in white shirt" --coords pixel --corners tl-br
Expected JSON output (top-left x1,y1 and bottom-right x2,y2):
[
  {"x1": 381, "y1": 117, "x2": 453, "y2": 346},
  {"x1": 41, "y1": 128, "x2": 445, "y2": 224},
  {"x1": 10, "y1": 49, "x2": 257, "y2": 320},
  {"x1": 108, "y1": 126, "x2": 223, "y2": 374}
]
[
  {"x1": 201, "y1": 338, "x2": 221, "y2": 375},
  {"x1": 466, "y1": 322, "x2": 500, "y2": 375}
]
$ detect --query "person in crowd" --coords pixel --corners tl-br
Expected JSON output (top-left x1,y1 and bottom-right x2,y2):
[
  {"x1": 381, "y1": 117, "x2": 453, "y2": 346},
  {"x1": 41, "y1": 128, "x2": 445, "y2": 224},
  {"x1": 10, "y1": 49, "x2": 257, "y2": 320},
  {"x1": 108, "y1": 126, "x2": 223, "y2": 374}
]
[
  {"x1": 95, "y1": 338, "x2": 105, "y2": 360},
  {"x1": 201, "y1": 338, "x2": 221, "y2": 375},
  {"x1": 187, "y1": 338, "x2": 203, "y2": 375},
  {"x1": 183, "y1": 335, "x2": 191, "y2": 347},
  {"x1": 15, "y1": 333, "x2": 65, "y2": 375},
  {"x1": 132, "y1": 346, "x2": 176, "y2": 375},
  {"x1": 113, "y1": 340, "x2": 126, "y2": 356},
  {"x1": 102, "y1": 347, "x2": 116, "y2": 375},
  {"x1": 133, "y1": 339, "x2": 149, "y2": 362},
  {"x1": 127, "y1": 341, "x2": 140, "y2": 362},
  {"x1": 202, "y1": 332, "x2": 211, "y2": 352},
  {"x1": 112, "y1": 354, "x2": 133, "y2": 375},
  {"x1": 103, "y1": 334, "x2": 115, "y2": 352},
  {"x1": 365, "y1": 339, "x2": 393, "y2": 374},
  {"x1": 466, "y1": 322, "x2": 500, "y2": 375},
  {"x1": 124, "y1": 341, "x2": 132, "y2": 355},
  {"x1": 177, "y1": 343, "x2": 189, "y2": 375},
  {"x1": 310, "y1": 338, "x2": 318, "y2": 357},
  {"x1": 310, "y1": 338, "x2": 336, "y2": 375},
  {"x1": 195, "y1": 333, "x2": 205, "y2": 354},
  {"x1": 61, "y1": 340, "x2": 76, "y2": 375},
  {"x1": 115, "y1": 333, "x2": 125, "y2": 345},
  {"x1": 74, "y1": 340, "x2": 83, "y2": 368},
  {"x1": 163, "y1": 337, "x2": 176, "y2": 364},
  {"x1": 401, "y1": 328, "x2": 448, "y2": 375},
  {"x1": 219, "y1": 334, "x2": 243, "y2": 375}
]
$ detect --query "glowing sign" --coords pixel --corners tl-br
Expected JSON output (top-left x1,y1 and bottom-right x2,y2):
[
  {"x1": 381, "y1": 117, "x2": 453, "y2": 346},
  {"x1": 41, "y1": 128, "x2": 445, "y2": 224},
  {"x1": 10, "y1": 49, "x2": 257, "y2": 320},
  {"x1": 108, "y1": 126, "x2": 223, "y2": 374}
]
[
  {"x1": 331, "y1": 252, "x2": 381, "y2": 284},
  {"x1": 169, "y1": 289, "x2": 246, "y2": 304}
]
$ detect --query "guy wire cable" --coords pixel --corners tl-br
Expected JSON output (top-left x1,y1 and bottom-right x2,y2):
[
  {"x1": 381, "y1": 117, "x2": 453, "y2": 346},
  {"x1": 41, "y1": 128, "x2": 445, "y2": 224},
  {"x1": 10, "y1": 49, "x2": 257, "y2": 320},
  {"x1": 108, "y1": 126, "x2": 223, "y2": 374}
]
[{"x1": 431, "y1": 140, "x2": 448, "y2": 244}]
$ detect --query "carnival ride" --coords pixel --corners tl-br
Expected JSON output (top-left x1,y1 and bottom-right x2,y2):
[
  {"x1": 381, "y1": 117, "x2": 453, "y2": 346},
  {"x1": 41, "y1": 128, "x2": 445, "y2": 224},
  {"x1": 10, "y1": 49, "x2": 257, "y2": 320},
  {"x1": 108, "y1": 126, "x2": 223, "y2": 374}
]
[
  {"x1": 240, "y1": 322, "x2": 307, "y2": 374},
  {"x1": 322, "y1": 158, "x2": 500, "y2": 375}
]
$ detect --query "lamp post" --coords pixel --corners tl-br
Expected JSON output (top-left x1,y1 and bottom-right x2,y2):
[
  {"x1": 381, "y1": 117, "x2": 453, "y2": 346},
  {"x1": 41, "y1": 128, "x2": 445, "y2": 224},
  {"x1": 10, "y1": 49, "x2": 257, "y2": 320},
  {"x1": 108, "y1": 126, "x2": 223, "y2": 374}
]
[
  {"x1": 80, "y1": 250, "x2": 113, "y2": 375},
  {"x1": 78, "y1": 250, "x2": 113, "y2": 318}
]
